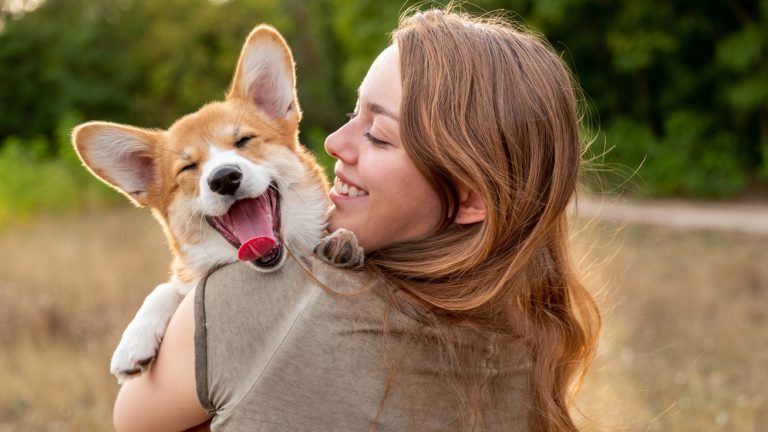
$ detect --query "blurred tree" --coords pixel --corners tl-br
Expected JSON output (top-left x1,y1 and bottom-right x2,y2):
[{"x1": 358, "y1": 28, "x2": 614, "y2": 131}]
[
  {"x1": 477, "y1": 0, "x2": 767, "y2": 196},
  {"x1": 0, "y1": 0, "x2": 765, "y2": 197},
  {"x1": 0, "y1": 0, "x2": 288, "y2": 142}
]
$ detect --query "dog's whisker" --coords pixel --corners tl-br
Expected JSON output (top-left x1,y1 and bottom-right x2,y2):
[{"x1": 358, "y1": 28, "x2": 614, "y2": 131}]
[
  {"x1": 185, "y1": 204, "x2": 201, "y2": 236},
  {"x1": 154, "y1": 146, "x2": 184, "y2": 157},
  {"x1": 198, "y1": 213, "x2": 206, "y2": 237},
  {"x1": 203, "y1": 127, "x2": 218, "y2": 148},
  {"x1": 175, "y1": 200, "x2": 198, "y2": 237},
  {"x1": 234, "y1": 101, "x2": 246, "y2": 131},
  {"x1": 285, "y1": 184, "x2": 309, "y2": 204}
]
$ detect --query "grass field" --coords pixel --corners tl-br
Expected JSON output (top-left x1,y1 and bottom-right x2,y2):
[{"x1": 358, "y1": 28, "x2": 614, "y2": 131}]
[
  {"x1": 574, "y1": 221, "x2": 767, "y2": 431},
  {"x1": 0, "y1": 208, "x2": 765, "y2": 431}
]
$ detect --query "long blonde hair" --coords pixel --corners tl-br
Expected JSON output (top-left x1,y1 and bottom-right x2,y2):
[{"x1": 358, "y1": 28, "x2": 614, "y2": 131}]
[{"x1": 364, "y1": 7, "x2": 601, "y2": 431}]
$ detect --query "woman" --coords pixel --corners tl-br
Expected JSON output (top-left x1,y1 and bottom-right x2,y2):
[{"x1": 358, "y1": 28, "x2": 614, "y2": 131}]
[{"x1": 114, "y1": 8, "x2": 600, "y2": 432}]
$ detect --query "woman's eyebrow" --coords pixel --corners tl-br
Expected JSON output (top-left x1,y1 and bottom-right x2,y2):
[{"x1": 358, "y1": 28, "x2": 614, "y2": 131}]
[
  {"x1": 356, "y1": 88, "x2": 399, "y2": 121},
  {"x1": 368, "y1": 102, "x2": 399, "y2": 121}
]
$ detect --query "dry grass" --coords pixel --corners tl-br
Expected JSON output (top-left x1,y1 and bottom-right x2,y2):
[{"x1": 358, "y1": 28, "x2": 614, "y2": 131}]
[
  {"x1": 0, "y1": 208, "x2": 168, "y2": 431},
  {"x1": 0, "y1": 208, "x2": 765, "y2": 431},
  {"x1": 572, "y1": 222, "x2": 768, "y2": 431}
]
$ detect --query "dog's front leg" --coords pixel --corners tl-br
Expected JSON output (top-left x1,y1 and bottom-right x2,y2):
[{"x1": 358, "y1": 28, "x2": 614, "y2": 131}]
[{"x1": 110, "y1": 280, "x2": 195, "y2": 383}]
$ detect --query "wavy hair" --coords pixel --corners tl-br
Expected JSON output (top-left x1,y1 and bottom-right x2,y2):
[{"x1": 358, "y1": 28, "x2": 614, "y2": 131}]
[{"x1": 363, "y1": 7, "x2": 601, "y2": 431}]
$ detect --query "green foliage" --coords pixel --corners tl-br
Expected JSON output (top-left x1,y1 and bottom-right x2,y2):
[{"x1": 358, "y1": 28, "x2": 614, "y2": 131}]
[
  {"x1": 603, "y1": 113, "x2": 748, "y2": 197},
  {"x1": 0, "y1": 113, "x2": 122, "y2": 225},
  {"x1": 496, "y1": 0, "x2": 768, "y2": 197},
  {"x1": 0, "y1": 0, "x2": 766, "y2": 204}
]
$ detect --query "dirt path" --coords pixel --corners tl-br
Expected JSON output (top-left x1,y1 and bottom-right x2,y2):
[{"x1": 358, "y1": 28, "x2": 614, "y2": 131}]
[{"x1": 577, "y1": 195, "x2": 768, "y2": 236}]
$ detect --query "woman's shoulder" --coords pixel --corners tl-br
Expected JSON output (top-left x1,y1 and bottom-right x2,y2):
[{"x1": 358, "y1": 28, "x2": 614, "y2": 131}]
[
  {"x1": 201, "y1": 256, "x2": 370, "y2": 293},
  {"x1": 196, "y1": 260, "x2": 532, "y2": 430}
]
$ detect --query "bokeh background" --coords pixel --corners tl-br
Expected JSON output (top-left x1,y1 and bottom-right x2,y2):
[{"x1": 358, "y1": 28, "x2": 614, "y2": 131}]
[{"x1": 1, "y1": 0, "x2": 766, "y2": 430}]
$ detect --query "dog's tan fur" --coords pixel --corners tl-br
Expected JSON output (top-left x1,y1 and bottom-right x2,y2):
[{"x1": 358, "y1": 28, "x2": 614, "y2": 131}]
[
  {"x1": 74, "y1": 26, "x2": 329, "y2": 284},
  {"x1": 73, "y1": 25, "x2": 339, "y2": 381}
]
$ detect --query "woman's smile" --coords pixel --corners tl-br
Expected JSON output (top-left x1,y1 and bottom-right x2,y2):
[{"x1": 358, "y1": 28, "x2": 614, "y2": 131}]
[
  {"x1": 331, "y1": 173, "x2": 369, "y2": 198},
  {"x1": 324, "y1": 45, "x2": 443, "y2": 251}
]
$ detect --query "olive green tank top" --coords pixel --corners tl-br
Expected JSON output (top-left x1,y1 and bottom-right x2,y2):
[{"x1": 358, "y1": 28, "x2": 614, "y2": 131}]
[{"x1": 194, "y1": 259, "x2": 531, "y2": 431}]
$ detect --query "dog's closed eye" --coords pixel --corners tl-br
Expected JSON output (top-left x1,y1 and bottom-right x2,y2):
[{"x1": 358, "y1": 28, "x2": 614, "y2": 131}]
[
  {"x1": 235, "y1": 135, "x2": 256, "y2": 148},
  {"x1": 177, "y1": 162, "x2": 198, "y2": 175}
]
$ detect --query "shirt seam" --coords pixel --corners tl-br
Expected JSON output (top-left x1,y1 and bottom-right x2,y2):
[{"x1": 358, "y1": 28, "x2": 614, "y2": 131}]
[
  {"x1": 194, "y1": 270, "x2": 217, "y2": 415},
  {"x1": 226, "y1": 287, "x2": 318, "y2": 416}
]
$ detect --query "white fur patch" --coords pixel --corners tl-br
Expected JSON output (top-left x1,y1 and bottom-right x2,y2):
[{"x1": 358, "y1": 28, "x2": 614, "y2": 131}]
[
  {"x1": 164, "y1": 142, "x2": 328, "y2": 278},
  {"x1": 267, "y1": 146, "x2": 328, "y2": 254},
  {"x1": 197, "y1": 145, "x2": 276, "y2": 216},
  {"x1": 110, "y1": 280, "x2": 194, "y2": 382},
  {"x1": 181, "y1": 230, "x2": 237, "y2": 272}
]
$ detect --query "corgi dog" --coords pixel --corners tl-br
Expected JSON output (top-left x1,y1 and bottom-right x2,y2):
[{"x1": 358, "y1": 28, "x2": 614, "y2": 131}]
[{"x1": 73, "y1": 25, "x2": 361, "y2": 383}]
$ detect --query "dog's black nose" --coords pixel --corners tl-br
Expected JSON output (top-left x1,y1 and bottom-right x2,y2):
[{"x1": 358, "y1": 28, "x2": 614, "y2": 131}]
[{"x1": 208, "y1": 165, "x2": 242, "y2": 196}]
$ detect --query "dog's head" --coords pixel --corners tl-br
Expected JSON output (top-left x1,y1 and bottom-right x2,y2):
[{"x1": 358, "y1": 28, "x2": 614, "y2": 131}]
[{"x1": 72, "y1": 26, "x2": 329, "y2": 278}]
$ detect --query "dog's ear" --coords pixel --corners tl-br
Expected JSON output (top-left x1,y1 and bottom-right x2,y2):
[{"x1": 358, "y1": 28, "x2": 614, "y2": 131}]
[
  {"x1": 228, "y1": 25, "x2": 300, "y2": 123},
  {"x1": 72, "y1": 121, "x2": 158, "y2": 207}
]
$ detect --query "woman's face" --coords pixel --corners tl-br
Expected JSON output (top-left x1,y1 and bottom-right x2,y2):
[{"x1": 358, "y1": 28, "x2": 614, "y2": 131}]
[{"x1": 324, "y1": 45, "x2": 442, "y2": 251}]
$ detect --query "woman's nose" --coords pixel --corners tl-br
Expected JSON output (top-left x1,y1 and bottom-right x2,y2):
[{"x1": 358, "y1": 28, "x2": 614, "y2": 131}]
[{"x1": 324, "y1": 122, "x2": 358, "y2": 164}]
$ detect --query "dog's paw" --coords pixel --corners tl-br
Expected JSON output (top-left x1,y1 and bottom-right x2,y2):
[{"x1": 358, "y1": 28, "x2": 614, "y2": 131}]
[
  {"x1": 314, "y1": 228, "x2": 364, "y2": 269},
  {"x1": 110, "y1": 319, "x2": 165, "y2": 384}
]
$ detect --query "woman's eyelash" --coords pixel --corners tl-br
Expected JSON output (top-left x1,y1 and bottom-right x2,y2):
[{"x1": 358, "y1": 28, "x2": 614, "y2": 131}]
[
  {"x1": 348, "y1": 110, "x2": 388, "y2": 146},
  {"x1": 364, "y1": 132, "x2": 388, "y2": 146}
]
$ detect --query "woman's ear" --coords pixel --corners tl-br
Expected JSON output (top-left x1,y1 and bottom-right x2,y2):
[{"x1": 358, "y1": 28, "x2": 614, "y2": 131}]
[{"x1": 454, "y1": 188, "x2": 486, "y2": 225}]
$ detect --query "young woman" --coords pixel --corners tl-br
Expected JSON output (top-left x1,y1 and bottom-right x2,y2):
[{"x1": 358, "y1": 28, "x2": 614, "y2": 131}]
[{"x1": 114, "y1": 8, "x2": 600, "y2": 432}]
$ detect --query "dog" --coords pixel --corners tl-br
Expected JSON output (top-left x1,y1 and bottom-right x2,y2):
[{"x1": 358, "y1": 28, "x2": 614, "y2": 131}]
[{"x1": 72, "y1": 25, "x2": 362, "y2": 383}]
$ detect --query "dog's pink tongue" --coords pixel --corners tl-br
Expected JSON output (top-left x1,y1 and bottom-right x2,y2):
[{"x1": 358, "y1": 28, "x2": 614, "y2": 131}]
[{"x1": 229, "y1": 197, "x2": 277, "y2": 261}]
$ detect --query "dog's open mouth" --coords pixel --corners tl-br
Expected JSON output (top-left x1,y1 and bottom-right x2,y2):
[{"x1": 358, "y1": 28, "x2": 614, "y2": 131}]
[{"x1": 205, "y1": 185, "x2": 282, "y2": 268}]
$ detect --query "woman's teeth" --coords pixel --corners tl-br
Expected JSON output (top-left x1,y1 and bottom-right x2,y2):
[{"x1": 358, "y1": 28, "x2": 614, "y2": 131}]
[{"x1": 334, "y1": 177, "x2": 368, "y2": 197}]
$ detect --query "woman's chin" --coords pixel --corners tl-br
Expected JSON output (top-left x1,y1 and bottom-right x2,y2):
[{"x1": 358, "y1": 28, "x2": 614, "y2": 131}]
[
  {"x1": 327, "y1": 216, "x2": 374, "y2": 252},
  {"x1": 328, "y1": 212, "x2": 356, "y2": 236}
]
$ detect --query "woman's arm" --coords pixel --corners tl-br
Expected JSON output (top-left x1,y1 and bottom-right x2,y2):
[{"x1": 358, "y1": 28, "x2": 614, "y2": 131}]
[{"x1": 113, "y1": 287, "x2": 211, "y2": 432}]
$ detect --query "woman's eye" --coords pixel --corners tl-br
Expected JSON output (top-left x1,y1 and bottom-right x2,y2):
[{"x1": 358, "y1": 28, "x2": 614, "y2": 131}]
[
  {"x1": 178, "y1": 162, "x2": 198, "y2": 175},
  {"x1": 364, "y1": 132, "x2": 389, "y2": 147},
  {"x1": 235, "y1": 135, "x2": 255, "y2": 148},
  {"x1": 345, "y1": 112, "x2": 358, "y2": 120}
]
